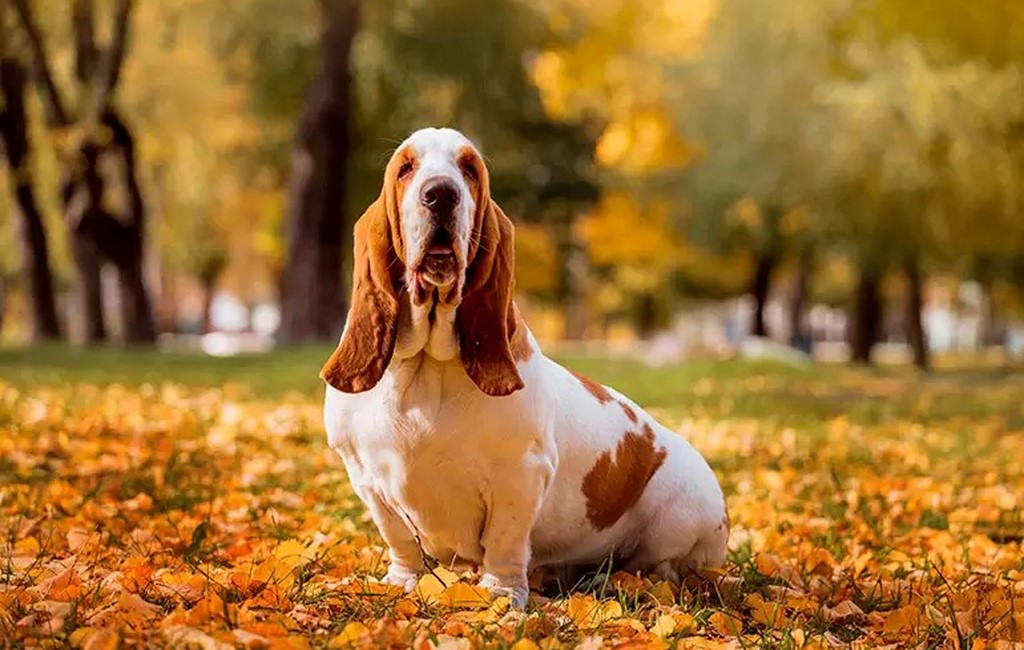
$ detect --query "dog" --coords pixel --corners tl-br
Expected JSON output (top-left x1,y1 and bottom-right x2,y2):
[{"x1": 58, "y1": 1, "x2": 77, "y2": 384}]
[{"x1": 321, "y1": 127, "x2": 728, "y2": 608}]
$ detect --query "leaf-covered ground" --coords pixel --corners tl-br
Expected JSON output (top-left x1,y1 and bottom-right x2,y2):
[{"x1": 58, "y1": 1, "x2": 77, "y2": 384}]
[{"x1": 2, "y1": 349, "x2": 1024, "y2": 649}]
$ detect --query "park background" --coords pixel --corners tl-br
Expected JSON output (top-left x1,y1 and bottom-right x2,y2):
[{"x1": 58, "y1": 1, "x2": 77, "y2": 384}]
[
  {"x1": 0, "y1": 0, "x2": 1022, "y2": 367},
  {"x1": 2, "y1": 1, "x2": 1024, "y2": 649}
]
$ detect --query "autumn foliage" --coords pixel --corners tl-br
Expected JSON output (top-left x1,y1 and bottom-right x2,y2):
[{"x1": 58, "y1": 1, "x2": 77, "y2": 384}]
[{"x1": 1, "y1": 361, "x2": 1022, "y2": 649}]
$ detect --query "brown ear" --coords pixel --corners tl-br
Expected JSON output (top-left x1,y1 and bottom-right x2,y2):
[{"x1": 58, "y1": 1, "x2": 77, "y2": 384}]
[
  {"x1": 457, "y1": 199, "x2": 525, "y2": 397},
  {"x1": 320, "y1": 198, "x2": 400, "y2": 393}
]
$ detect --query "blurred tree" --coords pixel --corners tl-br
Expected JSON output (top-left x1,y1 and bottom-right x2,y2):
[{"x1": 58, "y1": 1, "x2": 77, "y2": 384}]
[
  {"x1": 116, "y1": 0, "x2": 282, "y2": 333},
  {"x1": 866, "y1": 0, "x2": 1024, "y2": 68},
  {"x1": 817, "y1": 38, "x2": 1024, "y2": 367},
  {"x1": 0, "y1": 51, "x2": 62, "y2": 340},
  {"x1": 277, "y1": 0, "x2": 358, "y2": 343},
  {"x1": 530, "y1": 0, "x2": 708, "y2": 335},
  {"x1": 220, "y1": 0, "x2": 599, "y2": 340},
  {"x1": 678, "y1": 0, "x2": 845, "y2": 340},
  {"x1": 352, "y1": 0, "x2": 600, "y2": 337},
  {"x1": 11, "y1": 0, "x2": 156, "y2": 343}
]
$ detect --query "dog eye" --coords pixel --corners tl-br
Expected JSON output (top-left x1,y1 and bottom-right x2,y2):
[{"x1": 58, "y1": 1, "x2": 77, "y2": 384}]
[
  {"x1": 398, "y1": 161, "x2": 414, "y2": 179},
  {"x1": 460, "y1": 160, "x2": 478, "y2": 182}
]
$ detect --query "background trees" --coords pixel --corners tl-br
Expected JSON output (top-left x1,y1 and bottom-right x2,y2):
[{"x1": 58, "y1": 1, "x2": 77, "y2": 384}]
[{"x1": 0, "y1": 0, "x2": 1020, "y2": 367}]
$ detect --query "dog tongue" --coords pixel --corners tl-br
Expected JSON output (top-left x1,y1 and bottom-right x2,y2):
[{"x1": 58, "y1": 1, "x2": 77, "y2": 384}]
[{"x1": 427, "y1": 228, "x2": 453, "y2": 255}]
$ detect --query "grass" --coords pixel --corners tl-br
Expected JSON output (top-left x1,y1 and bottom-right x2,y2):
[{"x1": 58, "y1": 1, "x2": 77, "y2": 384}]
[
  {"x1": 2, "y1": 344, "x2": 1024, "y2": 648},
  {"x1": 3, "y1": 342, "x2": 1023, "y2": 426}
]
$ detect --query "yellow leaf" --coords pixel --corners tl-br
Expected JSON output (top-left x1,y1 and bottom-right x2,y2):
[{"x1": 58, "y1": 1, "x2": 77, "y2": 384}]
[
  {"x1": 272, "y1": 540, "x2": 314, "y2": 570},
  {"x1": 14, "y1": 536, "x2": 40, "y2": 557},
  {"x1": 510, "y1": 640, "x2": 540, "y2": 650},
  {"x1": 883, "y1": 605, "x2": 925, "y2": 637},
  {"x1": 645, "y1": 581, "x2": 676, "y2": 606},
  {"x1": 567, "y1": 593, "x2": 622, "y2": 628},
  {"x1": 746, "y1": 592, "x2": 786, "y2": 628},
  {"x1": 415, "y1": 567, "x2": 460, "y2": 605},
  {"x1": 566, "y1": 593, "x2": 598, "y2": 627},
  {"x1": 329, "y1": 622, "x2": 369, "y2": 648},
  {"x1": 651, "y1": 614, "x2": 677, "y2": 637},
  {"x1": 673, "y1": 613, "x2": 698, "y2": 634},
  {"x1": 441, "y1": 582, "x2": 492, "y2": 609}
]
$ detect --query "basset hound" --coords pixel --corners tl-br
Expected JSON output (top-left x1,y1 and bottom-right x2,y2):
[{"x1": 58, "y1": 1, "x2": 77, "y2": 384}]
[{"x1": 321, "y1": 127, "x2": 728, "y2": 608}]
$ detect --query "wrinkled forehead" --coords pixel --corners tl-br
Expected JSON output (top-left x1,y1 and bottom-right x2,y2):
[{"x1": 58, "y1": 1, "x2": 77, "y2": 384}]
[{"x1": 397, "y1": 127, "x2": 477, "y2": 167}]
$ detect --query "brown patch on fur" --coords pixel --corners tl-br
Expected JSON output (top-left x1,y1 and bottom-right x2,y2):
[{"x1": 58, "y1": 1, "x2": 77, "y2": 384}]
[
  {"x1": 570, "y1": 369, "x2": 613, "y2": 404},
  {"x1": 320, "y1": 159, "x2": 406, "y2": 393},
  {"x1": 452, "y1": 145, "x2": 524, "y2": 397},
  {"x1": 582, "y1": 423, "x2": 668, "y2": 530},
  {"x1": 618, "y1": 400, "x2": 638, "y2": 423},
  {"x1": 508, "y1": 303, "x2": 534, "y2": 363},
  {"x1": 392, "y1": 146, "x2": 416, "y2": 224}
]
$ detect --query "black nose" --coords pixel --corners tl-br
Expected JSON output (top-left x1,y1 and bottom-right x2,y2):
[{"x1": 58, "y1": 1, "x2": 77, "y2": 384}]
[{"x1": 420, "y1": 178, "x2": 460, "y2": 213}]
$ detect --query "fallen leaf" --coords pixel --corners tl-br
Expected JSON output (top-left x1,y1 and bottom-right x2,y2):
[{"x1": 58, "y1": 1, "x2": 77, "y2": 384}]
[
  {"x1": 163, "y1": 625, "x2": 234, "y2": 650},
  {"x1": 708, "y1": 611, "x2": 743, "y2": 637}
]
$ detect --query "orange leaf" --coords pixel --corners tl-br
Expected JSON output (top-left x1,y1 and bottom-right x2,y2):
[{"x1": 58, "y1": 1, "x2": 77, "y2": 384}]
[
  {"x1": 746, "y1": 592, "x2": 786, "y2": 628},
  {"x1": 38, "y1": 567, "x2": 83, "y2": 602},
  {"x1": 708, "y1": 611, "x2": 743, "y2": 637},
  {"x1": 882, "y1": 605, "x2": 925, "y2": 637},
  {"x1": 754, "y1": 553, "x2": 785, "y2": 578}
]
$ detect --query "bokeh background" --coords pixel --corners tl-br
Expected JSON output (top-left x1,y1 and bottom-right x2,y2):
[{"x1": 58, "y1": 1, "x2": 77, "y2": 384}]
[{"x1": 1, "y1": 0, "x2": 1023, "y2": 369}]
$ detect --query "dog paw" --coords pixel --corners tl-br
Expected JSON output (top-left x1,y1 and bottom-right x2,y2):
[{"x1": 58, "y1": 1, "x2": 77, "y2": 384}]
[
  {"x1": 382, "y1": 563, "x2": 420, "y2": 592},
  {"x1": 478, "y1": 573, "x2": 528, "y2": 609}
]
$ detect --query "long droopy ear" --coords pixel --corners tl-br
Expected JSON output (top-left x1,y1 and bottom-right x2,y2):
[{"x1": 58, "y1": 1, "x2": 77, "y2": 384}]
[
  {"x1": 457, "y1": 198, "x2": 525, "y2": 397},
  {"x1": 320, "y1": 197, "x2": 400, "y2": 393}
]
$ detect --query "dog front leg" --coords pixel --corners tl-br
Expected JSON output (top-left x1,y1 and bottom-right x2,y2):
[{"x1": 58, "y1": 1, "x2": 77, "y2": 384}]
[
  {"x1": 363, "y1": 493, "x2": 427, "y2": 591},
  {"x1": 478, "y1": 460, "x2": 551, "y2": 609}
]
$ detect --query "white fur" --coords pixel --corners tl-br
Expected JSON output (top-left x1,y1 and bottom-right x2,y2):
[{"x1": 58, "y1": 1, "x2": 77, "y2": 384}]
[
  {"x1": 400, "y1": 127, "x2": 475, "y2": 287},
  {"x1": 324, "y1": 128, "x2": 728, "y2": 608}
]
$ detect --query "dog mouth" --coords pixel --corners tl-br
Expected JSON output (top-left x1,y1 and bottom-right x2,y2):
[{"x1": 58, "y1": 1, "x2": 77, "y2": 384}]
[
  {"x1": 418, "y1": 228, "x2": 458, "y2": 280},
  {"x1": 410, "y1": 227, "x2": 461, "y2": 305}
]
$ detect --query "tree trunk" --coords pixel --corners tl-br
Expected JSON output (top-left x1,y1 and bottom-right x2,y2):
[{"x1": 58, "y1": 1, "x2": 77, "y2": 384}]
[
  {"x1": 635, "y1": 294, "x2": 659, "y2": 339},
  {"x1": 749, "y1": 252, "x2": 775, "y2": 338},
  {"x1": 904, "y1": 255, "x2": 929, "y2": 370},
  {"x1": 157, "y1": 268, "x2": 177, "y2": 334},
  {"x1": 106, "y1": 110, "x2": 156, "y2": 343},
  {"x1": 200, "y1": 276, "x2": 216, "y2": 335},
  {"x1": 278, "y1": 0, "x2": 359, "y2": 344},
  {"x1": 69, "y1": 234, "x2": 106, "y2": 343},
  {"x1": 788, "y1": 249, "x2": 812, "y2": 351},
  {"x1": 553, "y1": 207, "x2": 588, "y2": 340},
  {"x1": 849, "y1": 265, "x2": 883, "y2": 364},
  {"x1": 0, "y1": 58, "x2": 62, "y2": 340},
  {"x1": 12, "y1": 0, "x2": 145, "y2": 345},
  {"x1": 66, "y1": 113, "x2": 156, "y2": 344},
  {"x1": 117, "y1": 258, "x2": 155, "y2": 344}
]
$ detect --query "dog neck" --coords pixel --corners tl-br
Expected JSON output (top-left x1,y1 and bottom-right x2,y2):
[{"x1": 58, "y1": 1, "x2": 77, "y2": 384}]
[{"x1": 393, "y1": 287, "x2": 461, "y2": 363}]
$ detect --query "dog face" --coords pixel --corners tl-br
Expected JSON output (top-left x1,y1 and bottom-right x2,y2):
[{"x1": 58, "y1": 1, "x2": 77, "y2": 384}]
[
  {"x1": 319, "y1": 128, "x2": 525, "y2": 397},
  {"x1": 392, "y1": 128, "x2": 484, "y2": 307}
]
